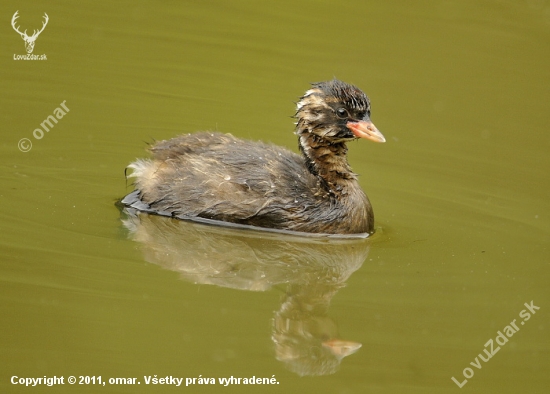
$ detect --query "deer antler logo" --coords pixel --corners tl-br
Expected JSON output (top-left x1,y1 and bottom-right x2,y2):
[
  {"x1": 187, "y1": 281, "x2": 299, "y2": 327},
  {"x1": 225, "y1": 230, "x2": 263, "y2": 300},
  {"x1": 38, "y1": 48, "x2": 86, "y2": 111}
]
[{"x1": 11, "y1": 11, "x2": 49, "y2": 54}]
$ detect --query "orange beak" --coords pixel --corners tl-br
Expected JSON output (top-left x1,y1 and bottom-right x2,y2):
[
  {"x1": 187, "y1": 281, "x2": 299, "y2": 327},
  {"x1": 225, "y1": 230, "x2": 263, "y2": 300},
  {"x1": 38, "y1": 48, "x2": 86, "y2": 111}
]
[{"x1": 346, "y1": 120, "x2": 386, "y2": 143}]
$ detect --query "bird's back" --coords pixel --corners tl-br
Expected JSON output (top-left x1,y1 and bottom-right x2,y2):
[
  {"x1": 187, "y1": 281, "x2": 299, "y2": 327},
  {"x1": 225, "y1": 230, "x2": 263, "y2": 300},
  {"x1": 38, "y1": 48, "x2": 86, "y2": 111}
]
[{"x1": 124, "y1": 132, "x2": 337, "y2": 231}]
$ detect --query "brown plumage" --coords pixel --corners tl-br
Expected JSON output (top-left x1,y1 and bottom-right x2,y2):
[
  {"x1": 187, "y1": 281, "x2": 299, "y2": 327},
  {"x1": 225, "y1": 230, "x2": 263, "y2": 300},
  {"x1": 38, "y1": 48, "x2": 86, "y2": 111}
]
[{"x1": 121, "y1": 79, "x2": 385, "y2": 235}]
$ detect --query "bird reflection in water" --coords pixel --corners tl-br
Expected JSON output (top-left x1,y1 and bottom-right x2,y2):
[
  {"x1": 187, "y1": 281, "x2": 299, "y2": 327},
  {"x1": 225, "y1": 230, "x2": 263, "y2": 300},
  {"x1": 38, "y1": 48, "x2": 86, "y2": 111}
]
[{"x1": 120, "y1": 208, "x2": 370, "y2": 376}]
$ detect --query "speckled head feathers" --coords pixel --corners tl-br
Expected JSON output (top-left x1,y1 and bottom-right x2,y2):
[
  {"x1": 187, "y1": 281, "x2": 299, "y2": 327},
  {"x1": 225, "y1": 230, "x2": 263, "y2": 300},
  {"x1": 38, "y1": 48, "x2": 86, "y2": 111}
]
[
  {"x1": 311, "y1": 79, "x2": 371, "y2": 113},
  {"x1": 294, "y1": 79, "x2": 374, "y2": 143}
]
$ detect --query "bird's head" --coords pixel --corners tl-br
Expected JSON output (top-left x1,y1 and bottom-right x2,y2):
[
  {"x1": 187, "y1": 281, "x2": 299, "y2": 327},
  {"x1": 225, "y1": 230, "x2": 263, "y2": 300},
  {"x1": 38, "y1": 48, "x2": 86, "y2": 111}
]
[{"x1": 295, "y1": 79, "x2": 385, "y2": 144}]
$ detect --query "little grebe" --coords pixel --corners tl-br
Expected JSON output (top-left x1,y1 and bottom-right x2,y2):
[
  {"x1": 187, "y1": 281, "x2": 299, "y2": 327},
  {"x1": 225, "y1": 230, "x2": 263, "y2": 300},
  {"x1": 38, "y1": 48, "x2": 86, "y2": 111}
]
[{"x1": 121, "y1": 79, "x2": 385, "y2": 235}]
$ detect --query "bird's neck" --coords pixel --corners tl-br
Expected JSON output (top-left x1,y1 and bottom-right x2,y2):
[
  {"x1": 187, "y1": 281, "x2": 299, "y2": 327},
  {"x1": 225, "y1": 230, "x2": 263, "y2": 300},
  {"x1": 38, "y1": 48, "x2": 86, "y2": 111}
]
[{"x1": 298, "y1": 131, "x2": 358, "y2": 194}]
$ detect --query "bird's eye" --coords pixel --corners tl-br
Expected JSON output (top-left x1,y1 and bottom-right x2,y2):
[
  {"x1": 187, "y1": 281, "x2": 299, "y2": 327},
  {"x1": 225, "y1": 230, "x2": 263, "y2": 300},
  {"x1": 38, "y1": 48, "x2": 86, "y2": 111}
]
[{"x1": 336, "y1": 108, "x2": 349, "y2": 118}]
